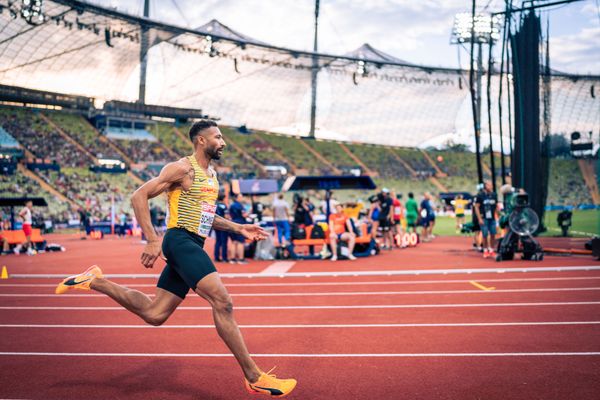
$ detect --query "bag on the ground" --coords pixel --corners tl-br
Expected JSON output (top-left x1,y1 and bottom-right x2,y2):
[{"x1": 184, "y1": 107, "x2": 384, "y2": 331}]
[
  {"x1": 291, "y1": 224, "x2": 306, "y2": 240},
  {"x1": 310, "y1": 224, "x2": 326, "y2": 239}
]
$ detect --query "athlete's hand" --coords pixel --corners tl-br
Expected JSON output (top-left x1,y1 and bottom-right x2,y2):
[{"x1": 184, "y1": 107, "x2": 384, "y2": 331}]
[
  {"x1": 141, "y1": 240, "x2": 162, "y2": 268},
  {"x1": 239, "y1": 224, "x2": 268, "y2": 241}
]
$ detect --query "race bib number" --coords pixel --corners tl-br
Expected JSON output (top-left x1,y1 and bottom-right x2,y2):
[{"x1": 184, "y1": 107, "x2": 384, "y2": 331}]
[
  {"x1": 198, "y1": 202, "x2": 217, "y2": 237},
  {"x1": 485, "y1": 210, "x2": 493, "y2": 219}
]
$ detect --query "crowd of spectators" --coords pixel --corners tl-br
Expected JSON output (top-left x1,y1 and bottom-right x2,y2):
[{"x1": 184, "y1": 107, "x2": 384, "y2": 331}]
[
  {"x1": 0, "y1": 109, "x2": 92, "y2": 167},
  {"x1": 113, "y1": 139, "x2": 172, "y2": 163}
]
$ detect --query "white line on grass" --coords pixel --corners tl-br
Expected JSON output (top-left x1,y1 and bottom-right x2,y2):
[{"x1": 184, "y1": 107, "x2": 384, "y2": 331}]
[
  {"x1": 1, "y1": 321, "x2": 599, "y2": 329},
  {"x1": 1, "y1": 352, "x2": 599, "y2": 357}
]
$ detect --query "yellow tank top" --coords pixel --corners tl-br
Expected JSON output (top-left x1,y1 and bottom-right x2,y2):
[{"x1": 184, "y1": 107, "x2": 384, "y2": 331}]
[{"x1": 166, "y1": 155, "x2": 220, "y2": 237}]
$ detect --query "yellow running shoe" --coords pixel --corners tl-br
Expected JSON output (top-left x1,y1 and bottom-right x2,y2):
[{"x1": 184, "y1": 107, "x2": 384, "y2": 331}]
[
  {"x1": 55, "y1": 265, "x2": 103, "y2": 294},
  {"x1": 245, "y1": 367, "x2": 297, "y2": 397}
]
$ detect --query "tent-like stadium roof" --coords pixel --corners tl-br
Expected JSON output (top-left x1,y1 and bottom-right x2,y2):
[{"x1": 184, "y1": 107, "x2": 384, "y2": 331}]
[{"x1": 0, "y1": 0, "x2": 597, "y2": 150}]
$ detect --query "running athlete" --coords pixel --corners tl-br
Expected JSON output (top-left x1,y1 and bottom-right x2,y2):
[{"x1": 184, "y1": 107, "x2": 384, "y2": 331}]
[{"x1": 55, "y1": 120, "x2": 297, "y2": 397}]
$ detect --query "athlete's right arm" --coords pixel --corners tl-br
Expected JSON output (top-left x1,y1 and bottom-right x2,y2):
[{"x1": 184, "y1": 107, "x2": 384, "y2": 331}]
[{"x1": 131, "y1": 161, "x2": 189, "y2": 268}]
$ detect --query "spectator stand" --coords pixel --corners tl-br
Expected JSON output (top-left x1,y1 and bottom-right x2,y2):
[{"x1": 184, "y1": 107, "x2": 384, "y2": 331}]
[{"x1": 282, "y1": 175, "x2": 377, "y2": 260}]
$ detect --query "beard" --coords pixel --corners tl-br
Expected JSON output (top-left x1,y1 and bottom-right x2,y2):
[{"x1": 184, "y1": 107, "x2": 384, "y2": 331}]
[{"x1": 207, "y1": 147, "x2": 223, "y2": 160}]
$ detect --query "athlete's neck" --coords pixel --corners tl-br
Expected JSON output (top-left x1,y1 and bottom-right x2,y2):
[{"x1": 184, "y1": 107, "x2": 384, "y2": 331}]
[{"x1": 192, "y1": 151, "x2": 211, "y2": 170}]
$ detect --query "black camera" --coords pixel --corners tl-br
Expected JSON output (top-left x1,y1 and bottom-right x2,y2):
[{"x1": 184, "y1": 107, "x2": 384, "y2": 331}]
[{"x1": 513, "y1": 193, "x2": 530, "y2": 208}]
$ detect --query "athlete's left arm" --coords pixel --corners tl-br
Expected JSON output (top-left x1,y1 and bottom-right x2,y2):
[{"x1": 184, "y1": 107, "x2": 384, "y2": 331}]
[{"x1": 213, "y1": 215, "x2": 268, "y2": 241}]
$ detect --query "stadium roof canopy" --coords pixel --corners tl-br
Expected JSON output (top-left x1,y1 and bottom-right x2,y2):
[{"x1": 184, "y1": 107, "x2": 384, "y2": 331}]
[{"x1": 0, "y1": 0, "x2": 597, "y2": 149}]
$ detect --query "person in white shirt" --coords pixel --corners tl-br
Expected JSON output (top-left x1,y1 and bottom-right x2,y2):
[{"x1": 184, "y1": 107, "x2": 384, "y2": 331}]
[
  {"x1": 272, "y1": 193, "x2": 291, "y2": 247},
  {"x1": 14, "y1": 200, "x2": 35, "y2": 255}
]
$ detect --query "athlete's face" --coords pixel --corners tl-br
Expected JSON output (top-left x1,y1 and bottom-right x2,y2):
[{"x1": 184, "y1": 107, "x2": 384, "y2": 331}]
[{"x1": 199, "y1": 127, "x2": 226, "y2": 160}]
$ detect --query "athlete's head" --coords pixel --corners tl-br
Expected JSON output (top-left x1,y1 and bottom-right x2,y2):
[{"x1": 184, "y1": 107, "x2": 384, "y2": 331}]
[
  {"x1": 484, "y1": 180, "x2": 493, "y2": 192},
  {"x1": 189, "y1": 119, "x2": 226, "y2": 160},
  {"x1": 25, "y1": 200, "x2": 33, "y2": 208}
]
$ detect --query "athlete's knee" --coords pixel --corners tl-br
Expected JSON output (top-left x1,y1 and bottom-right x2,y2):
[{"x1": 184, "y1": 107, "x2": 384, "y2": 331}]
[
  {"x1": 143, "y1": 311, "x2": 169, "y2": 326},
  {"x1": 212, "y1": 294, "x2": 234, "y2": 315}
]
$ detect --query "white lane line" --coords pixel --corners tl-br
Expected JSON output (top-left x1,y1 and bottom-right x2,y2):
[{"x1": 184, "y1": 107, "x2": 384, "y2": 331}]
[
  {"x1": 1, "y1": 352, "x2": 599, "y2": 357},
  {"x1": 9, "y1": 265, "x2": 600, "y2": 279},
  {"x1": 2, "y1": 287, "x2": 600, "y2": 297},
  {"x1": 1, "y1": 321, "x2": 599, "y2": 329},
  {"x1": 1, "y1": 301, "x2": 600, "y2": 311},
  {"x1": 259, "y1": 261, "x2": 295, "y2": 276},
  {"x1": 3, "y1": 276, "x2": 600, "y2": 288}
]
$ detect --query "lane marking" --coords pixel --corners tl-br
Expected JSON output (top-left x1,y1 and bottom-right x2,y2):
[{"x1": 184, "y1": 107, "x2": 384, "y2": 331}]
[
  {"x1": 259, "y1": 261, "x2": 295, "y2": 275},
  {"x1": 2, "y1": 287, "x2": 600, "y2": 298},
  {"x1": 3, "y1": 276, "x2": 600, "y2": 288},
  {"x1": 1, "y1": 302, "x2": 599, "y2": 311},
  {"x1": 1, "y1": 352, "x2": 599, "y2": 358},
  {"x1": 470, "y1": 281, "x2": 496, "y2": 291},
  {"x1": 1, "y1": 321, "x2": 599, "y2": 329},
  {"x1": 9, "y1": 265, "x2": 600, "y2": 279}
]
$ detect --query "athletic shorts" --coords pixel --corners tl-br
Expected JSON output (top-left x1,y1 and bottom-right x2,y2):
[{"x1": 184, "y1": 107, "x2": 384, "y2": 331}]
[
  {"x1": 456, "y1": 213, "x2": 465, "y2": 218},
  {"x1": 378, "y1": 219, "x2": 391, "y2": 231},
  {"x1": 22, "y1": 224, "x2": 32, "y2": 236},
  {"x1": 157, "y1": 228, "x2": 216, "y2": 299},
  {"x1": 480, "y1": 219, "x2": 497, "y2": 238}
]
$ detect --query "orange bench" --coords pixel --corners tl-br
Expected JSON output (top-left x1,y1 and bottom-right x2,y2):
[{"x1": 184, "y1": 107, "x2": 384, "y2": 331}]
[
  {"x1": 1, "y1": 229, "x2": 45, "y2": 245},
  {"x1": 355, "y1": 224, "x2": 372, "y2": 244}
]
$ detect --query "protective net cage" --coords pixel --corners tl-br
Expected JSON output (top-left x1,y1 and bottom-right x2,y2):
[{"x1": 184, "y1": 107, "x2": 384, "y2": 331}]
[{"x1": 0, "y1": 0, "x2": 598, "y2": 151}]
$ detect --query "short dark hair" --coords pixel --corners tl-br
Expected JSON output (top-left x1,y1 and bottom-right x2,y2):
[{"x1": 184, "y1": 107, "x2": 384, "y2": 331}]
[
  {"x1": 408, "y1": 192, "x2": 414, "y2": 198},
  {"x1": 189, "y1": 120, "x2": 218, "y2": 143}
]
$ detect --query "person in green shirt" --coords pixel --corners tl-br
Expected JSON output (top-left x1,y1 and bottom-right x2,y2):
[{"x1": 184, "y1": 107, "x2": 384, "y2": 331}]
[{"x1": 405, "y1": 192, "x2": 419, "y2": 233}]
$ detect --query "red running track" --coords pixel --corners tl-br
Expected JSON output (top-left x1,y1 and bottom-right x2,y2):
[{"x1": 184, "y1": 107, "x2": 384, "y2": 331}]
[{"x1": 0, "y1": 234, "x2": 599, "y2": 399}]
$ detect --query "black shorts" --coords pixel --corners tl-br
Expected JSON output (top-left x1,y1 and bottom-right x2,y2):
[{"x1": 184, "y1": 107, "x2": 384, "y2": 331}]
[
  {"x1": 157, "y1": 228, "x2": 217, "y2": 299},
  {"x1": 378, "y1": 218, "x2": 391, "y2": 231}
]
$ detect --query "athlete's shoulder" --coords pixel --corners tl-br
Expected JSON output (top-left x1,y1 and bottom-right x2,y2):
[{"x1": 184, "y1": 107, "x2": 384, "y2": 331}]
[{"x1": 160, "y1": 158, "x2": 192, "y2": 180}]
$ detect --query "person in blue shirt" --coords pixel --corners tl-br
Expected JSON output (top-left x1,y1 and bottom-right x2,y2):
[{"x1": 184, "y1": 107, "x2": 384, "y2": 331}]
[
  {"x1": 228, "y1": 193, "x2": 248, "y2": 264},
  {"x1": 419, "y1": 192, "x2": 435, "y2": 241},
  {"x1": 214, "y1": 193, "x2": 228, "y2": 262}
]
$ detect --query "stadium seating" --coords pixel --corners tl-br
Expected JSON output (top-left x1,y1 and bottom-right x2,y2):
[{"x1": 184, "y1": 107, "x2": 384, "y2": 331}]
[
  {"x1": 305, "y1": 139, "x2": 357, "y2": 170},
  {"x1": 0, "y1": 170, "x2": 69, "y2": 223},
  {"x1": 256, "y1": 132, "x2": 333, "y2": 175},
  {"x1": 38, "y1": 167, "x2": 139, "y2": 219},
  {"x1": 149, "y1": 123, "x2": 192, "y2": 157},
  {"x1": 0, "y1": 108, "x2": 93, "y2": 167},
  {"x1": 220, "y1": 127, "x2": 291, "y2": 171},
  {"x1": 547, "y1": 159, "x2": 592, "y2": 206},
  {"x1": 345, "y1": 143, "x2": 412, "y2": 178},
  {"x1": 45, "y1": 112, "x2": 122, "y2": 160}
]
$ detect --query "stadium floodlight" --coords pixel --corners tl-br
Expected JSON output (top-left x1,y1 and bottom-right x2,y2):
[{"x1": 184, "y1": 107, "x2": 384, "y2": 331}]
[
  {"x1": 451, "y1": 13, "x2": 500, "y2": 44},
  {"x1": 20, "y1": 0, "x2": 44, "y2": 24}
]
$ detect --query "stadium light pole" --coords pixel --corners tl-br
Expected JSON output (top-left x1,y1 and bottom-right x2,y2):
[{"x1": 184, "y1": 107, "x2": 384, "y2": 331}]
[
  {"x1": 451, "y1": 11, "x2": 500, "y2": 186},
  {"x1": 138, "y1": 0, "x2": 150, "y2": 104},
  {"x1": 309, "y1": 0, "x2": 320, "y2": 139}
]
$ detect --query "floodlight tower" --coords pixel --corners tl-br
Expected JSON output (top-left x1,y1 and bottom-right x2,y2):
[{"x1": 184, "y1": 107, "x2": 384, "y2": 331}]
[{"x1": 451, "y1": 12, "x2": 500, "y2": 185}]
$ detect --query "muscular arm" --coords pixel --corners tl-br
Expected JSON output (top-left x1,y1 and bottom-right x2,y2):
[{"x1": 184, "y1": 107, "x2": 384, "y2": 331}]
[
  {"x1": 213, "y1": 215, "x2": 242, "y2": 234},
  {"x1": 131, "y1": 161, "x2": 189, "y2": 244}
]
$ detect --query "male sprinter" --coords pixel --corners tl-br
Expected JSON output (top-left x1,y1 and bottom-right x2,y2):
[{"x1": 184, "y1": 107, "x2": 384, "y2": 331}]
[{"x1": 55, "y1": 120, "x2": 297, "y2": 397}]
